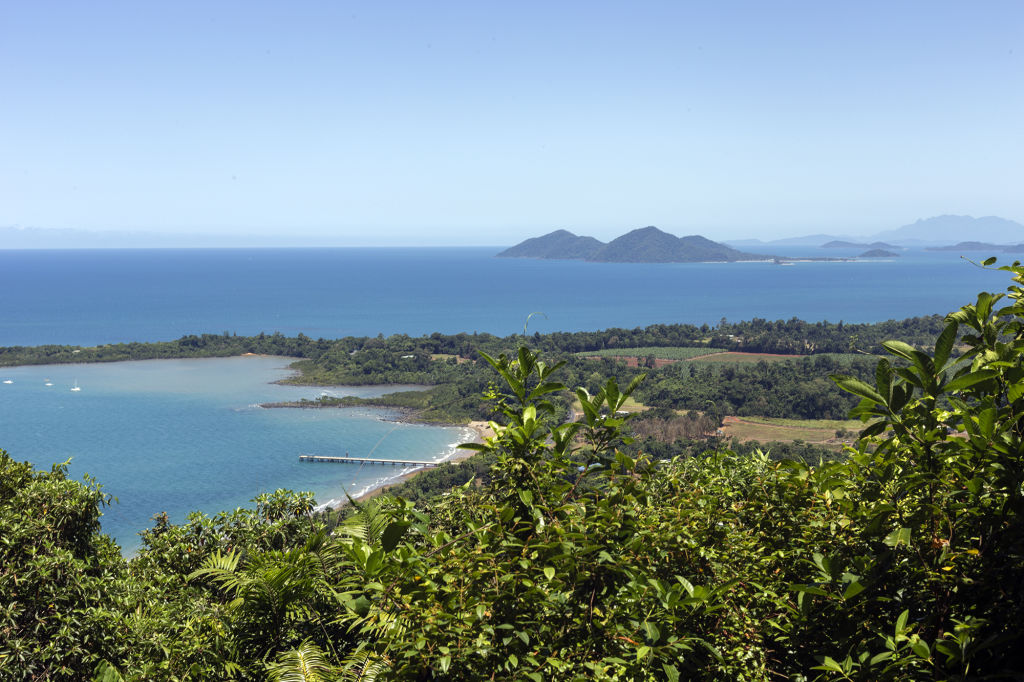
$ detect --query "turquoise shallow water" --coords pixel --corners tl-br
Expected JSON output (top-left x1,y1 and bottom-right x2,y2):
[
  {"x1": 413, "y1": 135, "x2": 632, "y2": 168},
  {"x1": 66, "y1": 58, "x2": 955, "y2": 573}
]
[{"x1": 0, "y1": 356, "x2": 471, "y2": 552}]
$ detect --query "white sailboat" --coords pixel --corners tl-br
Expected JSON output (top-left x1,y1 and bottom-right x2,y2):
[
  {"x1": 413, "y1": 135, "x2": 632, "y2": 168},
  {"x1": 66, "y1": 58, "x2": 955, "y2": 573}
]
[
  {"x1": 2, "y1": 379, "x2": 12, "y2": 384},
  {"x1": 70, "y1": 379, "x2": 81, "y2": 392}
]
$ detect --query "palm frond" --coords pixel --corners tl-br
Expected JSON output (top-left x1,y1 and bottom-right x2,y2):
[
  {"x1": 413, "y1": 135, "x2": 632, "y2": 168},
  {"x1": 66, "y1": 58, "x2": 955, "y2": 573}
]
[
  {"x1": 336, "y1": 496, "x2": 392, "y2": 545},
  {"x1": 339, "y1": 645, "x2": 388, "y2": 682},
  {"x1": 187, "y1": 548, "x2": 242, "y2": 591},
  {"x1": 265, "y1": 641, "x2": 335, "y2": 682}
]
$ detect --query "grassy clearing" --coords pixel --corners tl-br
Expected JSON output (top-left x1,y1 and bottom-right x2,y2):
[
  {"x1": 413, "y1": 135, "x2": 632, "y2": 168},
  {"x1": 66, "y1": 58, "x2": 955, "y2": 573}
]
[
  {"x1": 720, "y1": 415, "x2": 865, "y2": 448},
  {"x1": 734, "y1": 416, "x2": 864, "y2": 430},
  {"x1": 688, "y1": 352, "x2": 867, "y2": 365},
  {"x1": 430, "y1": 354, "x2": 472, "y2": 363},
  {"x1": 578, "y1": 347, "x2": 725, "y2": 360},
  {"x1": 688, "y1": 352, "x2": 805, "y2": 364}
]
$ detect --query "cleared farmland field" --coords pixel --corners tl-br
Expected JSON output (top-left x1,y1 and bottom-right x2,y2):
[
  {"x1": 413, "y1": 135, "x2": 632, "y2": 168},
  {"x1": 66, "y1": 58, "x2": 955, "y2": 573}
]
[
  {"x1": 688, "y1": 352, "x2": 866, "y2": 365},
  {"x1": 578, "y1": 347, "x2": 726, "y2": 360},
  {"x1": 720, "y1": 415, "x2": 867, "y2": 448}
]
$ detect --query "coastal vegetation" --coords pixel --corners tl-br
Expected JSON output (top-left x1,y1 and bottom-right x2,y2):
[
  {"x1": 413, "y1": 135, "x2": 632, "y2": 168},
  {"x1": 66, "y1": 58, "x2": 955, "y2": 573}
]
[
  {"x1": 0, "y1": 313, "x2": 949, "y2": 431},
  {"x1": 576, "y1": 346, "x2": 726, "y2": 361},
  {"x1": 3, "y1": 262, "x2": 1024, "y2": 679}
]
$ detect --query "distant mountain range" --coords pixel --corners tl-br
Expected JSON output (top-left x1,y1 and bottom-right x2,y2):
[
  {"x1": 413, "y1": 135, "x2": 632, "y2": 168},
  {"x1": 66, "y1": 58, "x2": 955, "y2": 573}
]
[
  {"x1": 874, "y1": 215, "x2": 1024, "y2": 244},
  {"x1": 727, "y1": 215, "x2": 1024, "y2": 249},
  {"x1": 498, "y1": 227, "x2": 770, "y2": 263}
]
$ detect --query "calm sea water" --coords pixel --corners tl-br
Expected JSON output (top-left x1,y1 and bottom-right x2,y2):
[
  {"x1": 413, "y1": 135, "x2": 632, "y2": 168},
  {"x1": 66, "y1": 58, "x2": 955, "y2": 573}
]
[
  {"x1": 0, "y1": 247, "x2": 1013, "y2": 550},
  {"x1": 0, "y1": 247, "x2": 1011, "y2": 347},
  {"x1": 0, "y1": 356, "x2": 470, "y2": 552}
]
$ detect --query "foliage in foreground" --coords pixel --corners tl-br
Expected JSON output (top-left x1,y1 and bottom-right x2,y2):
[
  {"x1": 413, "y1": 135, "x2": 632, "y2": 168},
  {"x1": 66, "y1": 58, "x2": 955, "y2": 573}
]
[{"x1": 3, "y1": 265, "x2": 1024, "y2": 680}]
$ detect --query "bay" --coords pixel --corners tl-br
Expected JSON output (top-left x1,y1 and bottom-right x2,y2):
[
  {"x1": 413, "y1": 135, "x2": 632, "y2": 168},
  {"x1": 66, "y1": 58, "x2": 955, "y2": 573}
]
[{"x1": 0, "y1": 356, "x2": 471, "y2": 553}]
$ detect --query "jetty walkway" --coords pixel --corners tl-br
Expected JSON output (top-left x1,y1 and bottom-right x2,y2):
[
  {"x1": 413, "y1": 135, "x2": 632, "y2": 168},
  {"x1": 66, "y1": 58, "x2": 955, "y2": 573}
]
[{"x1": 299, "y1": 454, "x2": 439, "y2": 468}]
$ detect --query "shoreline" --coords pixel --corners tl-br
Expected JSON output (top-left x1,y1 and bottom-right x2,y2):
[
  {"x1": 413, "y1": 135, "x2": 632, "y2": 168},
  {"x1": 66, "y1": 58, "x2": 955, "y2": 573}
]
[
  {"x1": 258, "y1": 376, "x2": 493, "y2": 503},
  {"x1": 343, "y1": 420, "x2": 494, "y2": 507}
]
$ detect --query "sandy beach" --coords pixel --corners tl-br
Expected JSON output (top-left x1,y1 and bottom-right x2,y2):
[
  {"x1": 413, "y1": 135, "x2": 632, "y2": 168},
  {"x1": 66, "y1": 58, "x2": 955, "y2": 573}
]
[{"x1": 347, "y1": 420, "x2": 494, "y2": 505}]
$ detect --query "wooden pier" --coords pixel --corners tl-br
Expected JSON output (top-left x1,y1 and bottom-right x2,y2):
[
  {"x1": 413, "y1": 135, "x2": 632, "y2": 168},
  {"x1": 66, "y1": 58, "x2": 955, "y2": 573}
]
[{"x1": 299, "y1": 454, "x2": 440, "y2": 468}]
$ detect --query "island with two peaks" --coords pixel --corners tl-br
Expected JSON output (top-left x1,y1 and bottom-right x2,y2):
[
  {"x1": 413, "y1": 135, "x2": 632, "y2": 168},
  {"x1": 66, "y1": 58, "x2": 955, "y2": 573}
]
[{"x1": 497, "y1": 226, "x2": 853, "y2": 263}]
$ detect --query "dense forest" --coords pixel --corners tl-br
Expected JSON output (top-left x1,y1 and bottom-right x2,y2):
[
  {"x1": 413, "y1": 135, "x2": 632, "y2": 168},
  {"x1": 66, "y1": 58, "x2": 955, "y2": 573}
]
[
  {"x1": 0, "y1": 314, "x2": 947, "y2": 370},
  {"x1": 1, "y1": 314, "x2": 946, "y2": 426},
  {"x1": 3, "y1": 268, "x2": 1023, "y2": 680}
]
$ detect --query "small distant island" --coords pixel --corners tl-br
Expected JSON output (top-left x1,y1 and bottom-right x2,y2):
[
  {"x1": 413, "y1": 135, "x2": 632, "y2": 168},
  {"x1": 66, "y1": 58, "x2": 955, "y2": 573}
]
[
  {"x1": 499, "y1": 226, "x2": 771, "y2": 263},
  {"x1": 822, "y1": 240, "x2": 900, "y2": 250},
  {"x1": 859, "y1": 249, "x2": 900, "y2": 258},
  {"x1": 925, "y1": 241, "x2": 1024, "y2": 253}
]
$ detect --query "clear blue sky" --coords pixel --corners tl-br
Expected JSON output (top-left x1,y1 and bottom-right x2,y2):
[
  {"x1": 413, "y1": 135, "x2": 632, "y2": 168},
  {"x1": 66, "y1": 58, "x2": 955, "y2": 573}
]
[{"x1": 1, "y1": 1, "x2": 1021, "y2": 245}]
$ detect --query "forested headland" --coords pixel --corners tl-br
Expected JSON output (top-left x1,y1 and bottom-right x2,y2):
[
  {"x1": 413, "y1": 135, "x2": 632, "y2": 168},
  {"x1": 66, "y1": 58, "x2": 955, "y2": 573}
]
[
  {"x1": 1, "y1": 313, "x2": 947, "y2": 427},
  {"x1": 3, "y1": 262, "x2": 1024, "y2": 680}
]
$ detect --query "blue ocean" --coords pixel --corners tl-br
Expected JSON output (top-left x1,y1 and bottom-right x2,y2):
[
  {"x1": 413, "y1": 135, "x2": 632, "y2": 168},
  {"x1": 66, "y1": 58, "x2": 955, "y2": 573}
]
[
  {"x1": 0, "y1": 246, "x2": 1012, "y2": 550},
  {"x1": 0, "y1": 247, "x2": 1010, "y2": 347}
]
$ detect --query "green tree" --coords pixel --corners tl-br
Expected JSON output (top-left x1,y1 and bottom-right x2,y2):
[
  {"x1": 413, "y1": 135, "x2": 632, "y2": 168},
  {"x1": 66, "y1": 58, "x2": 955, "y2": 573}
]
[
  {"x1": 804, "y1": 258, "x2": 1024, "y2": 678},
  {"x1": 0, "y1": 452, "x2": 126, "y2": 680}
]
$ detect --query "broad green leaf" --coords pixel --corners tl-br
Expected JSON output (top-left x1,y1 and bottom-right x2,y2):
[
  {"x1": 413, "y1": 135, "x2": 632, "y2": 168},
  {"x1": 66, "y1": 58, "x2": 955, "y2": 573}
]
[
  {"x1": 349, "y1": 595, "x2": 372, "y2": 616},
  {"x1": 882, "y1": 340, "x2": 919, "y2": 362},
  {"x1": 816, "y1": 656, "x2": 845, "y2": 673},
  {"x1": 1008, "y1": 382, "x2": 1024, "y2": 402},
  {"x1": 894, "y1": 366, "x2": 924, "y2": 388},
  {"x1": 875, "y1": 359, "x2": 892, "y2": 399},
  {"x1": 381, "y1": 521, "x2": 411, "y2": 552},
  {"x1": 895, "y1": 609, "x2": 910, "y2": 635},
  {"x1": 860, "y1": 421, "x2": 888, "y2": 438},
  {"x1": 624, "y1": 373, "x2": 646, "y2": 399},
  {"x1": 543, "y1": 566, "x2": 555, "y2": 581},
  {"x1": 884, "y1": 527, "x2": 912, "y2": 547},
  {"x1": 976, "y1": 406, "x2": 997, "y2": 439},
  {"x1": 870, "y1": 651, "x2": 894, "y2": 665},
  {"x1": 934, "y1": 321, "x2": 958, "y2": 369},
  {"x1": 976, "y1": 291, "x2": 995, "y2": 320},
  {"x1": 890, "y1": 384, "x2": 913, "y2": 412},
  {"x1": 528, "y1": 381, "x2": 565, "y2": 400},
  {"x1": 843, "y1": 580, "x2": 866, "y2": 600},
  {"x1": 944, "y1": 369, "x2": 998, "y2": 393},
  {"x1": 93, "y1": 662, "x2": 124, "y2": 682},
  {"x1": 832, "y1": 375, "x2": 886, "y2": 405}
]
